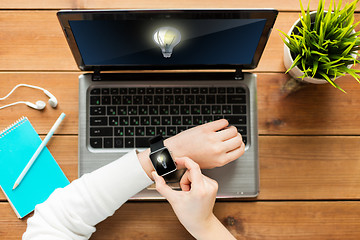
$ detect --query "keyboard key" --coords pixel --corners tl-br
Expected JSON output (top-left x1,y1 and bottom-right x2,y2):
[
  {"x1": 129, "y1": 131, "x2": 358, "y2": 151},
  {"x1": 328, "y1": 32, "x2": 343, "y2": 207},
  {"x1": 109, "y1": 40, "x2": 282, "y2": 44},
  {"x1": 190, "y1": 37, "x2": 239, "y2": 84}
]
[
  {"x1": 227, "y1": 87, "x2": 235, "y2": 93},
  {"x1": 140, "y1": 116, "x2": 150, "y2": 125},
  {"x1": 227, "y1": 95, "x2": 246, "y2": 104},
  {"x1": 209, "y1": 87, "x2": 217, "y2": 93},
  {"x1": 123, "y1": 95, "x2": 132, "y2": 104},
  {"x1": 159, "y1": 106, "x2": 169, "y2": 115},
  {"x1": 236, "y1": 126, "x2": 247, "y2": 135},
  {"x1": 164, "y1": 95, "x2": 174, "y2": 104},
  {"x1": 139, "y1": 106, "x2": 148, "y2": 115},
  {"x1": 180, "y1": 105, "x2": 190, "y2": 115},
  {"x1": 201, "y1": 105, "x2": 211, "y2": 114},
  {"x1": 125, "y1": 127, "x2": 135, "y2": 136},
  {"x1": 172, "y1": 116, "x2": 182, "y2": 125},
  {"x1": 212, "y1": 106, "x2": 222, "y2": 115},
  {"x1": 111, "y1": 96, "x2": 121, "y2": 105},
  {"x1": 114, "y1": 127, "x2": 124, "y2": 136},
  {"x1": 119, "y1": 116, "x2": 129, "y2": 125},
  {"x1": 151, "y1": 116, "x2": 161, "y2": 125},
  {"x1": 156, "y1": 126, "x2": 166, "y2": 136},
  {"x1": 167, "y1": 127, "x2": 177, "y2": 136},
  {"x1": 146, "y1": 127, "x2": 156, "y2": 136},
  {"x1": 90, "y1": 117, "x2": 107, "y2": 126},
  {"x1": 138, "y1": 88, "x2": 146, "y2": 94},
  {"x1": 149, "y1": 106, "x2": 159, "y2": 115},
  {"x1": 161, "y1": 116, "x2": 172, "y2": 125},
  {"x1": 193, "y1": 116, "x2": 203, "y2": 125},
  {"x1": 133, "y1": 95, "x2": 142, "y2": 104},
  {"x1": 216, "y1": 95, "x2": 226, "y2": 104},
  {"x1": 155, "y1": 88, "x2": 163, "y2": 94},
  {"x1": 90, "y1": 88, "x2": 100, "y2": 95},
  {"x1": 173, "y1": 88, "x2": 181, "y2": 94},
  {"x1": 182, "y1": 116, "x2": 192, "y2": 125},
  {"x1": 109, "y1": 117, "x2": 118, "y2": 126},
  {"x1": 135, "y1": 127, "x2": 145, "y2": 136},
  {"x1": 135, "y1": 137, "x2": 149, "y2": 148},
  {"x1": 177, "y1": 126, "x2": 187, "y2": 133},
  {"x1": 224, "y1": 115, "x2": 247, "y2": 125},
  {"x1": 130, "y1": 116, "x2": 140, "y2": 125},
  {"x1": 104, "y1": 138, "x2": 113, "y2": 148},
  {"x1": 110, "y1": 88, "x2": 119, "y2": 94},
  {"x1": 185, "y1": 95, "x2": 195, "y2": 104},
  {"x1": 144, "y1": 95, "x2": 153, "y2": 104},
  {"x1": 90, "y1": 138, "x2": 102, "y2": 148},
  {"x1": 191, "y1": 105, "x2": 201, "y2": 115},
  {"x1": 90, "y1": 96, "x2": 100, "y2": 105},
  {"x1": 200, "y1": 87, "x2": 208, "y2": 94},
  {"x1": 203, "y1": 115, "x2": 213, "y2": 123},
  {"x1": 114, "y1": 138, "x2": 123, "y2": 148},
  {"x1": 170, "y1": 105, "x2": 179, "y2": 115},
  {"x1": 233, "y1": 105, "x2": 246, "y2": 114},
  {"x1": 129, "y1": 88, "x2": 136, "y2": 94},
  {"x1": 196, "y1": 95, "x2": 206, "y2": 104},
  {"x1": 154, "y1": 95, "x2": 164, "y2": 104},
  {"x1": 125, "y1": 138, "x2": 134, "y2": 148},
  {"x1": 218, "y1": 87, "x2": 225, "y2": 93},
  {"x1": 222, "y1": 105, "x2": 232, "y2": 114},
  {"x1": 102, "y1": 88, "x2": 110, "y2": 95},
  {"x1": 128, "y1": 106, "x2": 138, "y2": 115},
  {"x1": 90, "y1": 127, "x2": 113, "y2": 136},
  {"x1": 118, "y1": 106, "x2": 127, "y2": 115},
  {"x1": 206, "y1": 95, "x2": 216, "y2": 104},
  {"x1": 242, "y1": 136, "x2": 247, "y2": 145},
  {"x1": 164, "y1": 88, "x2": 173, "y2": 94},
  {"x1": 236, "y1": 87, "x2": 246, "y2": 93},
  {"x1": 146, "y1": 88, "x2": 155, "y2": 94},
  {"x1": 102, "y1": 96, "x2": 111, "y2": 105},
  {"x1": 119, "y1": 88, "x2": 127, "y2": 94},
  {"x1": 191, "y1": 87, "x2": 199, "y2": 94},
  {"x1": 107, "y1": 106, "x2": 117, "y2": 115},
  {"x1": 175, "y1": 95, "x2": 184, "y2": 104},
  {"x1": 182, "y1": 88, "x2": 190, "y2": 94}
]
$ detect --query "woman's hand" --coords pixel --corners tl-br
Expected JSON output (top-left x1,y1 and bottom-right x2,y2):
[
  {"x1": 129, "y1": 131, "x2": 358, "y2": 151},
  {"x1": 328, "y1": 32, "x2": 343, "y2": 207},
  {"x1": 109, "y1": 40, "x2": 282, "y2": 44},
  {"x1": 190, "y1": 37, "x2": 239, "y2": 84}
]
[
  {"x1": 165, "y1": 119, "x2": 245, "y2": 169},
  {"x1": 152, "y1": 157, "x2": 236, "y2": 240}
]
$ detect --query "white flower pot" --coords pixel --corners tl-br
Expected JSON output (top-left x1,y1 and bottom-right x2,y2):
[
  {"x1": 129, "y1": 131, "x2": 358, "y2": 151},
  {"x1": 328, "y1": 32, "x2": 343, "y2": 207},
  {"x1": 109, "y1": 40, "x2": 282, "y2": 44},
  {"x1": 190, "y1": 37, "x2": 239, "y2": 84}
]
[
  {"x1": 283, "y1": 11, "x2": 329, "y2": 84},
  {"x1": 283, "y1": 11, "x2": 357, "y2": 85}
]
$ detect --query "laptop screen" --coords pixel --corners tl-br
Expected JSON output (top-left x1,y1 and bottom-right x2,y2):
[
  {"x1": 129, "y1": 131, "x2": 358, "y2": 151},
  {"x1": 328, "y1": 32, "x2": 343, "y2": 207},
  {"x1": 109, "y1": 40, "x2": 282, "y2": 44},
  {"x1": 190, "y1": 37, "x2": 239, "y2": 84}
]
[{"x1": 58, "y1": 10, "x2": 278, "y2": 71}]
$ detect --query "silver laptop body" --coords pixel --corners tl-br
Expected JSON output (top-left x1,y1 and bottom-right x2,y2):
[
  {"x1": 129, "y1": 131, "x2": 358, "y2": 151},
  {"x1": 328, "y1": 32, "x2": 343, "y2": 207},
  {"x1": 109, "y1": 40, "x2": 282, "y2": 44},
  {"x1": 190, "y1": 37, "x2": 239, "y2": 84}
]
[{"x1": 57, "y1": 9, "x2": 278, "y2": 199}]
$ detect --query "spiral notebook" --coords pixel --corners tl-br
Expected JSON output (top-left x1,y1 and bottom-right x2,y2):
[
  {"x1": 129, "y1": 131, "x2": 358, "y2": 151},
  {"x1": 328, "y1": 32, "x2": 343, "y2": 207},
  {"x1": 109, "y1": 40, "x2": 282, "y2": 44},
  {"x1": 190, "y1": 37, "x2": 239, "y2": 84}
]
[{"x1": 0, "y1": 117, "x2": 69, "y2": 218}]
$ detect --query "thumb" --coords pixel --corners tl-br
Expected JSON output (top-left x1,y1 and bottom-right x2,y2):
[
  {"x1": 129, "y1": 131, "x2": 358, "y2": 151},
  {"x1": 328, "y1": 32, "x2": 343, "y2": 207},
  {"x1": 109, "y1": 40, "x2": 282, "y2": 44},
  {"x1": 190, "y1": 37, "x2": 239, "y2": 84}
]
[{"x1": 152, "y1": 171, "x2": 176, "y2": 201}]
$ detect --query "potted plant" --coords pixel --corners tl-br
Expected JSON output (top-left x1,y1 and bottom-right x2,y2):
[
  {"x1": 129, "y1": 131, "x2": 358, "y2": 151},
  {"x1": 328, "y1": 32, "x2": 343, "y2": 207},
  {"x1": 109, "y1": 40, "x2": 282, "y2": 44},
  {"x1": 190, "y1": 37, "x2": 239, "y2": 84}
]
[{"x1": 279, "y1": 0, "x2": 360, "y2": 92}]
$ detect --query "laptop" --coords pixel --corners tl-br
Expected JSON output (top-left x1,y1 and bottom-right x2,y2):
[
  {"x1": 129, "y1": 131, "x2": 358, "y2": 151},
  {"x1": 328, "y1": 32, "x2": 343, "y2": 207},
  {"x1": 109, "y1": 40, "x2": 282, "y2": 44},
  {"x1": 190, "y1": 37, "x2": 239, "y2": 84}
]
[{"x1": 57, "y1": 9, "x2": 278, "y2": 199}]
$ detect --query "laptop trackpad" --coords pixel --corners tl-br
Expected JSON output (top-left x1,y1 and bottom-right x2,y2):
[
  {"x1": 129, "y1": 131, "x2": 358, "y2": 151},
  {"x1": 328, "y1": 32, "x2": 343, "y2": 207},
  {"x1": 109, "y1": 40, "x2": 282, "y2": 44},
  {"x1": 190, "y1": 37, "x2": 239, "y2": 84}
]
[{"x1": 147, "y1": 169, "x2": 186, "y2": 190}]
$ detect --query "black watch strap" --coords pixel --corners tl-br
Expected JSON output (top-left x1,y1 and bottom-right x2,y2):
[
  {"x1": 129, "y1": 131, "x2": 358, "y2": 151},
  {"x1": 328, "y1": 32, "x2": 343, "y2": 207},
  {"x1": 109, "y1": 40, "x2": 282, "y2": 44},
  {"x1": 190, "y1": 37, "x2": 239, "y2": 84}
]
[{"x1": 149, "y1": 135, "x2": 165, "y2": 152}]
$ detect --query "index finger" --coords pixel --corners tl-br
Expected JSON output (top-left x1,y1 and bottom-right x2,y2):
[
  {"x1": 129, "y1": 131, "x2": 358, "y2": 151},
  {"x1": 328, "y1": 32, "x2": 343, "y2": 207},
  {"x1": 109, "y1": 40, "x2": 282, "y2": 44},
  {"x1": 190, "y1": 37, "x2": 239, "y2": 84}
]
[
  {"x1": 176, "y1": 157, "x2": 204, "y2": 189},
  {"x1": 204, "y1": 119, "x2": 229, "y2": 132}
]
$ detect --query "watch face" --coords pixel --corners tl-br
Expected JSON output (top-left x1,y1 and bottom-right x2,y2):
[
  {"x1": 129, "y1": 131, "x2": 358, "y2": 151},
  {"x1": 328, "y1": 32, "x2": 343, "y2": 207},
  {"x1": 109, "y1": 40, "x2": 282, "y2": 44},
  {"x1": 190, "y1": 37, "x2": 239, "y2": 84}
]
[{"x1": 150, "y1": 148, "x2": 177, "y2": 176}]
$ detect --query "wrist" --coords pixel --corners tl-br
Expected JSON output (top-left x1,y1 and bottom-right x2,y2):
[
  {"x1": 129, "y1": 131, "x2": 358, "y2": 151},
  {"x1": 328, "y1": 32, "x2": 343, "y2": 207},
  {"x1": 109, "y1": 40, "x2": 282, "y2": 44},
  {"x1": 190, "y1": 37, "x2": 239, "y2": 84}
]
[
  {"x1": 190, "y1": 214, "x2": 235, "y2": 240},
  {"x1": 137, "y1": 148, "x2": 154, "y2": 180}
]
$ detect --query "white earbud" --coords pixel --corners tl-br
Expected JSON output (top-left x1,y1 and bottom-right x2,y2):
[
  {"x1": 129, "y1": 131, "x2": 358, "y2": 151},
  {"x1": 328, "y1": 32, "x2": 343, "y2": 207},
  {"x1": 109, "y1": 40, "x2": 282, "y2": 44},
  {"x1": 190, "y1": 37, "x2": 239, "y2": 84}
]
[
  {"x1": 0, "y1": 84, "x2": 58, "y2": 110},
  {"x1": 43, "y1": 89, "x2": 58, "y2": 108},
  {"x1": 26, "y1": 100, "x2": 46, "y2": 110}
]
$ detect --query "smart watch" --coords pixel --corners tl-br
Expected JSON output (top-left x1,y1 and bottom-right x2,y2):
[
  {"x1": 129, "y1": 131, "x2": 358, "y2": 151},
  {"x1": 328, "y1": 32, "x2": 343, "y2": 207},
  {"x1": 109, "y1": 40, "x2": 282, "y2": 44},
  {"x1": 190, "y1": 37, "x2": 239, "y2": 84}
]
[{"x1": 149, "y1": 135, "x2": 177, "y2": 176}]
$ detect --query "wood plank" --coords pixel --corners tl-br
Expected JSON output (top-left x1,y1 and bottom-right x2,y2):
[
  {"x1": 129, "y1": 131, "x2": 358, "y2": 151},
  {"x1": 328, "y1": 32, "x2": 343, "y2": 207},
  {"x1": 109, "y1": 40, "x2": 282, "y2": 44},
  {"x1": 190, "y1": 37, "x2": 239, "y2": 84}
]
[
  {"x1": 0, "y1": 11, "x2": 359, "y2": 71},
  {"x1": 1, "y1": 135, "x2": 359, "y2": 201},
  {"x1": 1, "y1": 0, "x2": 359, "y2": 11},
  {"x1": 1, "y1": 201, "x2": 360, "y2": 239},
  {"x1": 1, "y1": 72, "x2": 360, "y2": 135}
]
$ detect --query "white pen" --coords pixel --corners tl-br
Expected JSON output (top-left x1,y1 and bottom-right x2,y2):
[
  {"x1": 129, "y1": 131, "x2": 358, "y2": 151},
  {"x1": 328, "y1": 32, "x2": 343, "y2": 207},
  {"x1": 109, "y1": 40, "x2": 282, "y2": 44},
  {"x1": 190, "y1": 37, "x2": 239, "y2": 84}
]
[{"x1": 12, "y1": 112, "x2": 66, "y2": 190}]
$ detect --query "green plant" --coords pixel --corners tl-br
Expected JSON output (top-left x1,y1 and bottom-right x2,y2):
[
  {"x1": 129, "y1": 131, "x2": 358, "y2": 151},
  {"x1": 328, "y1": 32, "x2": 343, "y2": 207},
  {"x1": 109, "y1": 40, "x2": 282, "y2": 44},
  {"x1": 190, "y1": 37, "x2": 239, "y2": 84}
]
[{"x1": 279, "y1": 0, "x2": 360, "y2": 92}]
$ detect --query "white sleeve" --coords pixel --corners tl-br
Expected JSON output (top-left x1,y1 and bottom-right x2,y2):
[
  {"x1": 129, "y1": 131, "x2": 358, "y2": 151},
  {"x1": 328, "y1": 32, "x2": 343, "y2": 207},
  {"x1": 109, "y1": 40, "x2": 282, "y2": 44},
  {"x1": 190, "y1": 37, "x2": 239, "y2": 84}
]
[{"x1": 22, "y1": 150, "x2": 153, "y2": 240}]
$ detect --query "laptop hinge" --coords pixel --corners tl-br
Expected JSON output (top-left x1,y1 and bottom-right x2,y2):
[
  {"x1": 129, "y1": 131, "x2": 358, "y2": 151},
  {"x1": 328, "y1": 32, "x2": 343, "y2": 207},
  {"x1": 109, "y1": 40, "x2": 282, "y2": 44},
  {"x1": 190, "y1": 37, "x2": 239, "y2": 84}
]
[
  {"x1": 235, "y1": 68, "x2": 244, "y2": 80},
  {"x1": 92, "y1": 68, "x2": 101, "y2": 81}
]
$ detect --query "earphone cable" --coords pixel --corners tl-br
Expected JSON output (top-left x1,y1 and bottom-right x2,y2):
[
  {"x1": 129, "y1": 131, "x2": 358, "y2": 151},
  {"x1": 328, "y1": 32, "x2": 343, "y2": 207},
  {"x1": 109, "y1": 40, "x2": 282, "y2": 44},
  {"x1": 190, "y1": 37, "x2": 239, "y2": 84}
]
[
  {"x1": 0, "y1": 101, "x2": 28, "y2": 110},
  {"x1": 0, "y1": 84, "x2": 44, "y2": 101}
]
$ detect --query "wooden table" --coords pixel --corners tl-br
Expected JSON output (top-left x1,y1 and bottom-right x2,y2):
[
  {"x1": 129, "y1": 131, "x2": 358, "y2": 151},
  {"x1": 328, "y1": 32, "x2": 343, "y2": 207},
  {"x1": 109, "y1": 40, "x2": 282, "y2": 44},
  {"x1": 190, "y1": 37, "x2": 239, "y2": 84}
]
[{"x1": 1, "y1": 1, "x2": 360, "y2": 239}]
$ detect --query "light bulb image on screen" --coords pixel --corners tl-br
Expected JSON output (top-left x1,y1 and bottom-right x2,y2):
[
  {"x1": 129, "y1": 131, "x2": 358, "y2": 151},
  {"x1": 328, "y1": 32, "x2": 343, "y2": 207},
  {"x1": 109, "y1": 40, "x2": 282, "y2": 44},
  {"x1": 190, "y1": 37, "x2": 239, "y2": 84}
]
[
  {"x1": 157, "y1": 154, "x2": 167, "y2": 169},
  {"x1": 153, "y1": 27, "x2": 181, "y2": 58}
]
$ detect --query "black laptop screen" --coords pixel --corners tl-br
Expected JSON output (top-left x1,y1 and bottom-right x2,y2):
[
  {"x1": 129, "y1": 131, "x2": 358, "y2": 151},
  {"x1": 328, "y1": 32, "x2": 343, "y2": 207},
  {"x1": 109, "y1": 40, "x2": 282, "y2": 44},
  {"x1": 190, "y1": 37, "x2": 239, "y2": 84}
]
[{"x1": 69, "y1": 19, "x2": 266, "y2": 66}]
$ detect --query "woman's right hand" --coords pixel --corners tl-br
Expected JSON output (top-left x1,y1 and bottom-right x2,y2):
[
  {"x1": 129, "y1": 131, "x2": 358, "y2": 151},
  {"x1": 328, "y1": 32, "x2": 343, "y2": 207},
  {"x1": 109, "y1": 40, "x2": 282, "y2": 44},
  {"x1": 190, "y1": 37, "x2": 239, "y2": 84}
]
[{"x1": 152, "y1": 157, "x2": 236, "y2": 240}]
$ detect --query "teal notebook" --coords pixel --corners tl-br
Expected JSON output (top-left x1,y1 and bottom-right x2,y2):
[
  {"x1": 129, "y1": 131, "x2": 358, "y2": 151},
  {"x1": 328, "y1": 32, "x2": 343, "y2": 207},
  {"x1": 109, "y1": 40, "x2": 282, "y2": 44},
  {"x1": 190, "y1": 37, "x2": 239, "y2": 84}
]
[{"x1": 0, "y1": 117, "x2": 69, "y2": 218}]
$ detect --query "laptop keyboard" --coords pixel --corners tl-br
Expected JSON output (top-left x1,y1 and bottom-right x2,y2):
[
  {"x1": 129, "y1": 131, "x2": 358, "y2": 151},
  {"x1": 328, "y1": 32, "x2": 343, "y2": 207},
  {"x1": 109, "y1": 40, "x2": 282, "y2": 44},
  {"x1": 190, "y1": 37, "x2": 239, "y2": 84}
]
[{"x1": 89, "y1": 86, "x2": 248, "y2": 149}]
